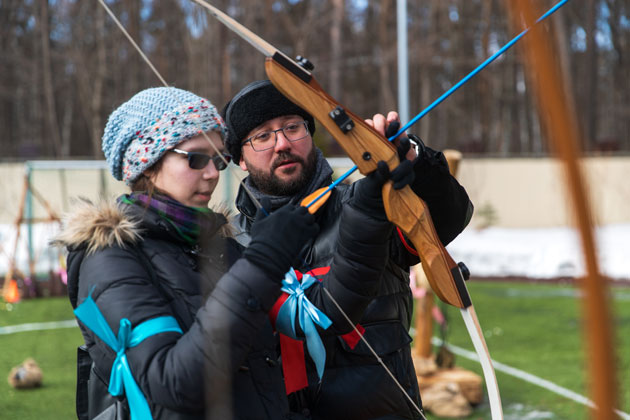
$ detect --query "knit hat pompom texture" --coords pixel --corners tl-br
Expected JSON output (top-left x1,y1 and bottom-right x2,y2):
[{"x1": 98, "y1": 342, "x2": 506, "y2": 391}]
[
  {"x1": 102, "y1": 87, "x2": 227, "y2": 185},
  {"x1": 222, "y1": 80, "x2": 315, "y2": 164}
]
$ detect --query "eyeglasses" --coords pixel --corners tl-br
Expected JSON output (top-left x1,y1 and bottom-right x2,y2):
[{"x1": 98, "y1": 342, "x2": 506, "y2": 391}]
[
  {"x1": 171, "y1": 149, "x2": 232, "y2": 171},
  {"x1": 242, "y1": 120, "x2": 309, "y2": 152}
]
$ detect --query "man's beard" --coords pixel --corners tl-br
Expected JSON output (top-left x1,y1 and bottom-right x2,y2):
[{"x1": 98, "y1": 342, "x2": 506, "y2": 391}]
[{"x1": 246, "y1": 147, "x2": 318, "y2": 197}]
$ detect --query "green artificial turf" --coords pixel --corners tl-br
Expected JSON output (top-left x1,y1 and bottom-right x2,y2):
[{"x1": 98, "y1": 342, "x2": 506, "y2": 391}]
[
  {"x1": 0, "y1": 297, "x2": 81, "y2": 420},
  {"x1": 426, "y1": 280, "x2": 630, "y2": 419},
  {"x1": 1, "y1": 283, "x2": 628, "y2": 419}
]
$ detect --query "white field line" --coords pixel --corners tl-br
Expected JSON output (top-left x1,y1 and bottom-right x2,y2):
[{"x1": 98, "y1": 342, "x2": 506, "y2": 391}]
[
  {"x1": 0, "y1": 319, "x2": 77, "y2": 335},
  {"x1": 2, "y1": 320, "x2": 628, "y2": 420},
  {"x1": 432, "y1": 337, "x2": 630, "y2": 420}
]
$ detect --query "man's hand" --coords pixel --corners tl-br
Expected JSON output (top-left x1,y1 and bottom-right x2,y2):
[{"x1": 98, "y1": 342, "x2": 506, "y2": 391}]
[
  {"x1": 364, "y1": 111, "x2": 417, "y2": 161},
  {"x1": 243, "y1": 202, "x2": 320, "y2": 281}
]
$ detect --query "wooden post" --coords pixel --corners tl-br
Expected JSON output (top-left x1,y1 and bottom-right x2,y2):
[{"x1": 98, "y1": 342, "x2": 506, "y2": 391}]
[
  {"x1": 443, "y1": 149, "x2": 462, "y2": 178},
  {"x1": 412, "y1": 265, "x2": 434, "y2": 358}
]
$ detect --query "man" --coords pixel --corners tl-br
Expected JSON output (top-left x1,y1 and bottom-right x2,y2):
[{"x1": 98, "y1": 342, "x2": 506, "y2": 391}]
[{"x1": 223, "y1": 80, "x2": 473, "y2": 420}]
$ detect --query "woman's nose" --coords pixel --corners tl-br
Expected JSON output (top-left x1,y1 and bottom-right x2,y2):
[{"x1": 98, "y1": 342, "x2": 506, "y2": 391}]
[{"x1": 203, "y1": 160, "x2": 220, "y2": 179}]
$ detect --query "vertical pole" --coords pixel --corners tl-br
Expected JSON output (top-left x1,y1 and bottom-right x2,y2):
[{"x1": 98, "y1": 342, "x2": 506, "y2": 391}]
[
  {"x1": 99, "y1": 168, "x2": 108, "y2": 199},
  {"x1": 25, "y1": 163, "x2": 35, "y2": 282},
  {"x1": 397, "y1": 0, "x2": 409, "y2": 125},
  {"x1": 224, "y1": 169, "x2": 233, "y2": 210}
]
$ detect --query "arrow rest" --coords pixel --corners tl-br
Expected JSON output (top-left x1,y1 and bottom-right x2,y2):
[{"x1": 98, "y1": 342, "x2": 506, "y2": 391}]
[
  {"x1": 458, "y1": 262, "x2": 470, "y2": 280},
  {"x1": 295, "y1": 55, "x2": 314, "y2": 71}
]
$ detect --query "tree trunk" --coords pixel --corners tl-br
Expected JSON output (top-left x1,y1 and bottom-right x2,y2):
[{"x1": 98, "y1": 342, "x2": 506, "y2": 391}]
[
  {"x1": 377, "y1": 0, "x2": 396, "y2": 114},
  {"x1": 329, "y1": 0, "x2": 343, "y2": 100},
  {"x1": 510, "y1": 61, "x2": 522, "y2": 154},
  {"x1": 90, "y1": 4, "x2": 106, "y2": 158},
  {"x1": 479, "y1": 0, "x2": 493, "y2": 151},
  {"x1": 604, "y1": 0, "x2": 629, "y2": 150},
  {"x1": 126, "y1": 0, "x2": 142, "y2": 94},
  {"x1": 583, "y1": 0, "x2": 598, "y2": 149},
  {"x1": 40, "y1": 0, "x2": 62, "y2": 157}
]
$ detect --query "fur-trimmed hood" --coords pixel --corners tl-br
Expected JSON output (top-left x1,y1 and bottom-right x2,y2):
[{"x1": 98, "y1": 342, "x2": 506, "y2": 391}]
[{"x1": 53, "y1": 197, "x2": 232, "y2": 254}]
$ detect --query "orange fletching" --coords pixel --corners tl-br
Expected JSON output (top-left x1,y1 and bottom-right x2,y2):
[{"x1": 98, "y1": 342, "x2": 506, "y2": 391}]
[{"x1": 300, "y1": 187, "x2": 332, "y2": 214}]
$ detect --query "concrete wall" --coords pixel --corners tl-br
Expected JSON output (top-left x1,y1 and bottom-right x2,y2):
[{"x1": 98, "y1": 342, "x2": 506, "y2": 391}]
[
  {"x1": 458, "y1": 156, "x2": 630, "y2": 228},
  {"x1": 0, "y1": 157, "x2": 628, "y2": 228}
]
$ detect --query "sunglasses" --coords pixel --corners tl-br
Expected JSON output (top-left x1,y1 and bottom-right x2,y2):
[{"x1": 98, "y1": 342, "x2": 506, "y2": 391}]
[{"x1": 171, "y1": 149, "x2": 232, "y2": 171}]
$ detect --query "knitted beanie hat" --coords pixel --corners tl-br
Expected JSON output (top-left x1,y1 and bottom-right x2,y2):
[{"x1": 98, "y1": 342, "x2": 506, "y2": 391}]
[
  {"x1": 102, "y1": 87, "x2": 227, "y2": 185},
  {"x1": 222, "y1": 80, "x2": 315, "y2": 164}
]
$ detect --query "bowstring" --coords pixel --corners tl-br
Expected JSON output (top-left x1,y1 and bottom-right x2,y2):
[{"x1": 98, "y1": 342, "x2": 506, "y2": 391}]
[
  {"x1": 100, "y1": 2, "x2": 426, "y2": 417},
  {"x1": 321, "y1": 284, "x2": 427, "y2": 419}
]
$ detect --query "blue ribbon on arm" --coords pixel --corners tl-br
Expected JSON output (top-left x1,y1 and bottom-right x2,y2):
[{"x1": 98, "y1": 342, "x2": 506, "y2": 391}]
[
  {"x1": 275, "y1": 268, "x2": 333, "y2": 380},
  {"x1": 74, "y1": 293, "x2": 183, "y2": 420}
]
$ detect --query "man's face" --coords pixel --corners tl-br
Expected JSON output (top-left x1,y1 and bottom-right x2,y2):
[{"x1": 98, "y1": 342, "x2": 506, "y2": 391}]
[{"x1": 239, "y1": 115, "x2": 317, "y2": 196}]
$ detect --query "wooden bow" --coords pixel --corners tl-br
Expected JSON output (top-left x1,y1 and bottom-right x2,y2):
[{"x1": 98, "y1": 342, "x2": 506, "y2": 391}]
[{"x1": 506, "y1": 1, "x2": 618, "y2": 418}]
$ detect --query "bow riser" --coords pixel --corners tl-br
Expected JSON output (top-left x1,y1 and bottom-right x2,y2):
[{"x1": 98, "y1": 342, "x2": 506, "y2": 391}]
[
  {"x1": 266, "y1": 57, "x2": 469, "y2": 309},
  {"x1": 382, "y1": 183, "x2": 470, "y2": 308}
]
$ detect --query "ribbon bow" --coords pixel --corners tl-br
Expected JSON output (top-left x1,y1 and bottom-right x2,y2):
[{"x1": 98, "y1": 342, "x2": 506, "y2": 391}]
[
  {"x1": 275, "y1": 268, "x2": 332, "y2": 380},
  {"x1": 74, "y1": 294, "x2": 183, "y2": 420}
]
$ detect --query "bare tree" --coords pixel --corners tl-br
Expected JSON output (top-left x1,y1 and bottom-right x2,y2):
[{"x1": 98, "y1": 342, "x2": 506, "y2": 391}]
[
  {"x1": 0, "y1": 0, "x2": 628, "y2": 160},
  {"x1": 39, "y1": 0, "x2": 62, "y2": 157},
  {"x1": 72, "y1": 1, "x2": 107, "y2": 158},
  {"x1": 583, "y1": 0, "x2": 599, "y2": 148},
  {"x1": 329, "y1": 0, "x2": 343, "y2": 99}
]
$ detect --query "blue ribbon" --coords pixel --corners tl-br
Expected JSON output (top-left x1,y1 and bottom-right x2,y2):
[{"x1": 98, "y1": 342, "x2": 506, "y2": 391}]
[
  {"x1": 276, "y1": 268, "x2": 333, "y2": 380},
  {"x1": 74, "y1": 293, "x2": 183, "y2": 420}
]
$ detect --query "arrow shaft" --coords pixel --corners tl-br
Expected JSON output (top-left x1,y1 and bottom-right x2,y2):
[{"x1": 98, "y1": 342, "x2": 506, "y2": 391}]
[{"x1": 330, "y1": 0, "x2": 570, "y2": 192}]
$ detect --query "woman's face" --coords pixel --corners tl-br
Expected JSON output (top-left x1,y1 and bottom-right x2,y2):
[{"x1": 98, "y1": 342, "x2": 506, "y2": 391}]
[{"x1": 149, "y1": 131, "x2": 226, "y2": 208}]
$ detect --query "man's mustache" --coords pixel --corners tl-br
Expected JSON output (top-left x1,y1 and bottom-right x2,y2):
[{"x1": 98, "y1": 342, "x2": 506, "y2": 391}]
[{"x1": 271, "y1": 152, "x2": 305, "y2": 172}]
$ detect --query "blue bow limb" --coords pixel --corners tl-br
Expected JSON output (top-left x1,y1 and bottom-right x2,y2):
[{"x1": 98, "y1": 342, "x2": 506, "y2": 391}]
[
  {"x1": 276, "y1": 268, "x2": 332, "y2": 380},
  {"x1": 74, "y1": 293, "x2": 183, "y2": 420}
]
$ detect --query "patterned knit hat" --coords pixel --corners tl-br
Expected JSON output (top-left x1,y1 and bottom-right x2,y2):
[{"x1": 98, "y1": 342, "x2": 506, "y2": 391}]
[
  {"x1": 102, "y1": 87, "x2": 227, "y2": 185},
  {"x1": 222, "y1": 80, "x2": 315, "y2": 164}
]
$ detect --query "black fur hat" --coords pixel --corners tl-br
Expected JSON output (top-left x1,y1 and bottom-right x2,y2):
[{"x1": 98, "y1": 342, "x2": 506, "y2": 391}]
[{"x1": 222, "y1": 80, "x2": 316, "y2": 164}]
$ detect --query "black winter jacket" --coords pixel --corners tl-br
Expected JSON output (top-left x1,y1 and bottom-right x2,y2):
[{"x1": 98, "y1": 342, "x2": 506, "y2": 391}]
[
  {"x1": 234, "y1": 145, "x2": 473, "y2": 420},
  {"x1": 59, "y1": 195, "x2": 394, "y2": 420},
  {"x1": 59, "y1": 198, "x2": 288, "y2": 420}
]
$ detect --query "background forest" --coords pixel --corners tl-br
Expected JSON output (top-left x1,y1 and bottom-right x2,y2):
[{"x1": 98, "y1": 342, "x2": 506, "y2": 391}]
[{"x1": 1, "y1": 0, "x2": 628, "y2": 160}]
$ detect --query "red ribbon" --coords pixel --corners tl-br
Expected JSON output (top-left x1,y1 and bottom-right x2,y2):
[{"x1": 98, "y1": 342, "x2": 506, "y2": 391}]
[
  {"x1": 269, "y1": 266, "x2": 365, "y2": 394},
  {"x1": 397, "y1": 227, "x2": 419, "y2": 256}
]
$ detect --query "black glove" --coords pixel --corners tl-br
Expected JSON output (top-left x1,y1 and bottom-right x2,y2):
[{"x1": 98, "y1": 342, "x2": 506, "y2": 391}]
[
  {"x1": 352, "y1": 120, "x2": 416, "y2": 220},
  {"x1": 384, "y1": 121, "x2": 415, "y2": 188},
  {"x1": 352, "y1": 159, "x2": 415, "y2": 220},
  {"x1": 243, "y1": 202, "x2": 320, "y2": 281}
]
